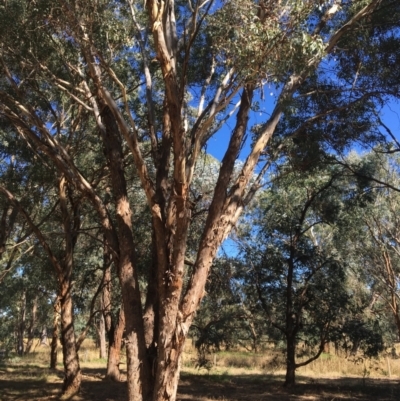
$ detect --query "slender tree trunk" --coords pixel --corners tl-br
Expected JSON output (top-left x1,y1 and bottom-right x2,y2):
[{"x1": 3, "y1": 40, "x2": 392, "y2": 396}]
[
  {"x1": 50, "y1": 298, "x2": 61, "y2": 369},
  {"x1": 17, "y1": 290, "x2": 26, "y2": 356},
  {"x1": 101, "y1": 258, "x2": 125, "y2": 381},
  {"x1": 143, "y1": 234, "x2": 159, "y2": 385},
  {"x1": 60, "y1": 280, "x2": 81, "y2": 400},
  {"x1": 25, "y1": 296, "x2": 38, "y2": 354},
  {"x1": 41, "y1": 326, "x2": 48, "y2": 346},
  {"x1": 389, "y1": 290, "x2": 400, "y2": 340},
  {"x1": 107, "y1": 306, "x2": 125, "y2": 381},
  {"x1": 98, "y1": 313, "x2": 107, "y2": 359},
  {"x1": 59, "y1": 176, "x2": 81, "y2": 399},
  {"x1": 285, "y1": 334, "x2": 296, "y2": 387}
]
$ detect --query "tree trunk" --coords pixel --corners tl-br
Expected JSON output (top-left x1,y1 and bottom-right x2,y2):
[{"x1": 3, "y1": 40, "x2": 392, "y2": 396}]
[
  {"x1": 101, "y1": 260, "x2": 124, "y2": 381},
  {"x1": 17, "y1": 290, "x2": 26, "y2": 356},
  {"x1": 50, "y1": 299, "x2": 60, "y2": 369},
  {"x1": 60, "y1": 281, "x2": 81, "y2": 400},
  {"x1": 285, "y1": 334, "x2": 296, "y2": 387},
  {"x1": 99, "y1": 105, "x2": 151, "y2": 400},
  {"x1": 152, "y1": 336, "x2": 185, "y2": 401},
  {"x1": 25, "y1": 296, "x2": 38, "y2": 354},
  {"x1": 143, "y1": 234, "x2": 159, "y2": 386},
  {"x1": 107, "y1": 307, "x2": 125, "y2": 381},
  {"x1": 98, "y1": 313, "x2": 107, "y2": 359},
  {"x1": 42, "y1": 326, "x2": 49, "y2": 346},
  {"x1": 58, "y1": 176, "x2": 81, "y2": 399},
  {"x1": 101, "y1": 258, "x2": 125, "y2": 381}
]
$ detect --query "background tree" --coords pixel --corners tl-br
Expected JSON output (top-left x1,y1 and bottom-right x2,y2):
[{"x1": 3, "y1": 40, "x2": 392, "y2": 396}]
[
  {"x1": 236, "y1": 162, "x2": 357, "y2": 386},
  {"x1": 343, "y1": 153, "x2": 400, "y2": 341}
]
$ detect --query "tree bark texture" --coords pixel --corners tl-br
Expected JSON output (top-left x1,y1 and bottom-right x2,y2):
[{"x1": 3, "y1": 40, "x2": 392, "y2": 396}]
[
  {"x1": 99, "y1": 105, "x2": 151, "y2": 400},
  {"x1": 60, "y1": 280, "x2": 81, "y2": 400},
  {"x1": 50, "y1": 298, "x2": 61, "y2": 369},
  {"x1": 106, "y1": 307, "x2": 125, "y2": 381},
  {"x1": 59, "y1": 176, "x2": 81, "y2": 399}
]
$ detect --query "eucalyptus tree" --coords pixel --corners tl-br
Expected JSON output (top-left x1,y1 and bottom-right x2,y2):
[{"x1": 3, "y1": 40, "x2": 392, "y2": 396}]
[
  {"x1": 345, "y1": 153, "x2": 400, "y2": 340},
  {"x1": 0, "y1": 126, "x2": 60, "y2": 354},
  {"x1": 237, "y1": 162, "x2": 356, "y2": 386},
  {"x1": 0, "y1": 1, "x2": 390, "y2": 400},
  {"x1": 0, "y1": 108, "x2": 111, "y2": 395}
]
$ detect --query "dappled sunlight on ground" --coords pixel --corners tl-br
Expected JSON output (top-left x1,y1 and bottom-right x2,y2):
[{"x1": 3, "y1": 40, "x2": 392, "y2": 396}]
[{"x1": 1, "y1": 358, "x2": 400, "y2": 401}]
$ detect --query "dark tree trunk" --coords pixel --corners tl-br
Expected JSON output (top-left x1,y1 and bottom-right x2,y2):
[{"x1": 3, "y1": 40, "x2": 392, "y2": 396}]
[
  {"x1": 17, "y1": 290, "x2": 26, "y2": 356},
  {"x1": 50, "y1": 299, "x2": 60, "y2": 369},
  {"x1": 284, "y1": 234, "x2": 298, "y2": 388},
  {"x1": 285, "y1": 334, "x2": 296, "y2": 387}
]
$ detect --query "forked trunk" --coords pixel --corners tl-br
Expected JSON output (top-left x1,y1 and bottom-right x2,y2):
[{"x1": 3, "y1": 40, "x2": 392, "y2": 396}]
[{"x1": 99, "y1": 105, "x2": 151, "y2": 400}]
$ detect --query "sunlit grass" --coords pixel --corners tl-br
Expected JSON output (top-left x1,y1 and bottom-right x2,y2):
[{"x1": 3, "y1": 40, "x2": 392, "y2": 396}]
[
  {"x1": 1, "y1": 338, "x2": 400, "y2": 401},
  {"x1": 182, "y1": 345, "x2": 400, "y2": 380}
]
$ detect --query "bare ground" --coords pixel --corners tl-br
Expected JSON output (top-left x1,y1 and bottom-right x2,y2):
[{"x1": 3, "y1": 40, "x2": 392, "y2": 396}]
[{"x1": 1, "y1": 364, "x2": 399, "y2": 401}]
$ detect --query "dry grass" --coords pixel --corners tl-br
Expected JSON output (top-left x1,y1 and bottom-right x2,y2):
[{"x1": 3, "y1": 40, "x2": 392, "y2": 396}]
[
  {"x1": 181, "y1": 341, "x2": 400, "y2": 380},
  {"x1": 1, "y1": 340, "x2": 400, "y2": 401}
]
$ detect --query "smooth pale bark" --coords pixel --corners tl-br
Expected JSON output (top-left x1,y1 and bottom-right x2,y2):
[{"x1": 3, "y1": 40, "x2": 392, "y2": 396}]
[
  {"x1": 98, "y1": 313, "x2": 107, "y2": 359},
  {"x1": 41, "y1": 326, "x2": 48, "y2": 346}
]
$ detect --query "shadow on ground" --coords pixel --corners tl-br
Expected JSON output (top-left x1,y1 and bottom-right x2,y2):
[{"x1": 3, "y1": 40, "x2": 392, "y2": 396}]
[
  {"x1": 0, "y1": 364, "x2": 62, "y2": 401},
  {"x1": 178, "y1": 373, "x2": 400, "y2": 401},
  {"x1": 1, "y1": 364, "x2": 399, "y2": 401}
]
